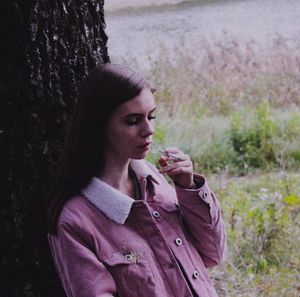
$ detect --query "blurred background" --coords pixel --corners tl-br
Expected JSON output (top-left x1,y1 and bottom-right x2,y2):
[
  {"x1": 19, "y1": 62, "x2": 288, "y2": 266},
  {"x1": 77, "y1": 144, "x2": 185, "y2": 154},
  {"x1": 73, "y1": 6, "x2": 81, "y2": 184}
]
[{"x1": 104, "y1": 0, "x2": 300, "y2": 296}]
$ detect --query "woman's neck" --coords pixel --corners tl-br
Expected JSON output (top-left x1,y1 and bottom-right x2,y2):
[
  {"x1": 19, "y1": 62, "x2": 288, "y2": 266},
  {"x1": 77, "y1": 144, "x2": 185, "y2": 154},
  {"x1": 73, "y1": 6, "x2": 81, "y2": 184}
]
[{"x1": 97, "y1": 155, "x2": 135, "y2": 197}]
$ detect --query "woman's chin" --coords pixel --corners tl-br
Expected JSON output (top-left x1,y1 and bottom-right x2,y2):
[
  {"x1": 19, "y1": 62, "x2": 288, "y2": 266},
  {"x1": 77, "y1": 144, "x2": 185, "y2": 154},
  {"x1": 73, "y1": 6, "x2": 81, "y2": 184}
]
[{"x1": 131, "y1": 151, "x2": 148, "y2": 160}]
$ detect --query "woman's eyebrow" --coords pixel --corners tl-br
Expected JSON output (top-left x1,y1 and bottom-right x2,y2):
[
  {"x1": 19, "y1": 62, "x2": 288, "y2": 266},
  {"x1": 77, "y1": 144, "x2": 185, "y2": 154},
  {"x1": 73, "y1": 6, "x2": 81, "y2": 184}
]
[{"x1": 123, "y1": 107, "x2": 156, "y2": 117}]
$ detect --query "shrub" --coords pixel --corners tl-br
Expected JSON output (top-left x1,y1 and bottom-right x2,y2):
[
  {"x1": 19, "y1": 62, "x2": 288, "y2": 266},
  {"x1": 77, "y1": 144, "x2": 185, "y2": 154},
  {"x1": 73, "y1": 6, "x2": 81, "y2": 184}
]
[{"x1": 229, "y1": 103, "x2": 279, "y2": 172}]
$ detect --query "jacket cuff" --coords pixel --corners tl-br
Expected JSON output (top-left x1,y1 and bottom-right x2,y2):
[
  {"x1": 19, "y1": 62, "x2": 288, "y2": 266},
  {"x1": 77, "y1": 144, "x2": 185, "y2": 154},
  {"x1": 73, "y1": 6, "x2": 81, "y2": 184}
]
[{"x1": 174, "y1": 173, "x2": 219, "y2": 224}]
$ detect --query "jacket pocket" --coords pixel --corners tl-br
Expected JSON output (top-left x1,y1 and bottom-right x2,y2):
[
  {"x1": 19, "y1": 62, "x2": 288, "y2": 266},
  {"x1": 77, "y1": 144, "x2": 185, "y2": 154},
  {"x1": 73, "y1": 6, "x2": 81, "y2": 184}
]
[{"x1": 102, "y1": 252, "x2": 156, "y2": 296}]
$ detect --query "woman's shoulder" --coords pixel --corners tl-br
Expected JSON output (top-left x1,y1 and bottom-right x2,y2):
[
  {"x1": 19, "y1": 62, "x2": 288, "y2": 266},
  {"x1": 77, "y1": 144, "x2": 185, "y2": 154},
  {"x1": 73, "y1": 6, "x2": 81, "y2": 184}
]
[{"x1": 58, "y1": 194, "x2": 95, "y2": 226}]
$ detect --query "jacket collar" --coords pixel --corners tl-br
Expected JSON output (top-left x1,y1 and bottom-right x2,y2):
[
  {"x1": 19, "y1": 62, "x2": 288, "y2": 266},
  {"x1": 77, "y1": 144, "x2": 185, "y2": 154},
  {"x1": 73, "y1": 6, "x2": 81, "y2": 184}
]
[{"x1": 81, "y1": 160, "x2": 160, "y2": 224}]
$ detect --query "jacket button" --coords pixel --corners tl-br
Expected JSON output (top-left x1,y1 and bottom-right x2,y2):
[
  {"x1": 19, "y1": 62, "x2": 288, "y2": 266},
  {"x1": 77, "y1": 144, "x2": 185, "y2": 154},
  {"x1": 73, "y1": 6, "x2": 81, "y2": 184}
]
[
  {"x1": 124, "y1": 254, "x2": 134, "y2": 262},
  {"x1": 175, "y1": 237, "x2": 183, "y2": 246},
  {"x1": 152, "y1": 211, "x2": 160, "y2": 218},
  {"x1": 203, "y1": 190, "x2": 209, "y2": 200},
  {"x1": 153, "y1": 193, "x2": 164, "y2": 203},
  {"x1": 192, "y1": 270, "x2": 200, "y2": 279}
]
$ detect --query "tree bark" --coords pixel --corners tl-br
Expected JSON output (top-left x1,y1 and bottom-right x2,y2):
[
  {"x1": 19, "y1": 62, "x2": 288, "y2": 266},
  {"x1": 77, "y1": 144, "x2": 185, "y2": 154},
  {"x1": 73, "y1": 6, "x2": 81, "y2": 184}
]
[{"x1": 0, "y1": 1, "x2": 109, "y2": 296}]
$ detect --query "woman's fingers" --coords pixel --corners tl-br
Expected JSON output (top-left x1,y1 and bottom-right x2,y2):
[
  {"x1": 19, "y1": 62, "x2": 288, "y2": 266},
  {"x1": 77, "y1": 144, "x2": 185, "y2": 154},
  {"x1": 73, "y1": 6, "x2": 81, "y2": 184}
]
[
  {"x1": 164, "y1": 166, "x2": 192, "y2": 176},
  {"x1": 168, "y1": 153, "x2": 189, "y2": 162},
  {"x1": 161, "y1": 148, "x2": 190, "y2": 162},
  {"x1": 159, "y1": 159, "x2": 192, "y2": 173},
  {"x1": 164, "y1": 147, "x2": 186, "y2": 158},
  {"x1": 158, "y1": 147, "x2": 194, "y2": 188},
  {"x1": 164, "y1": 147, "x2": 182, "y2": 153}
]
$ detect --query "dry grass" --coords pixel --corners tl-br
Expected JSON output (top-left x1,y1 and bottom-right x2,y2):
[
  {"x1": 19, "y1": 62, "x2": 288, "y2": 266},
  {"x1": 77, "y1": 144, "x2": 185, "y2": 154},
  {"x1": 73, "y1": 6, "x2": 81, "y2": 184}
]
[{"x1": 144, "y1": 35, "x2": 300, "y2": 115}]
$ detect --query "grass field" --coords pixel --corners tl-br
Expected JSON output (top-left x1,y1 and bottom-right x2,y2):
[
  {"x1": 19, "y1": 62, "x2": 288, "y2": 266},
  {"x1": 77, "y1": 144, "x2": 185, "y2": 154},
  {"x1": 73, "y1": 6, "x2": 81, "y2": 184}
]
[{"x1": 142, "y1": 36, "x2": 300, "y2": 296}]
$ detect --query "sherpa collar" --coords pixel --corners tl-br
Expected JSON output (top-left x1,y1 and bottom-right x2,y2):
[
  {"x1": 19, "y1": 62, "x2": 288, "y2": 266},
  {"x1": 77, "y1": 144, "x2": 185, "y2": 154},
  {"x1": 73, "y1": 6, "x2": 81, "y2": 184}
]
[{"x1": 81, "y1": 160, "x2": 160, "y2": 224}]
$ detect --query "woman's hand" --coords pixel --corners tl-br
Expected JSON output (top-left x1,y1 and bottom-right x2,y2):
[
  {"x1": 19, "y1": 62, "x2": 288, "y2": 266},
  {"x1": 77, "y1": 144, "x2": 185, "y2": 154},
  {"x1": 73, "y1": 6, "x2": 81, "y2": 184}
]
[{"x1": 158, "y1": 147, "x2": 195, "y2": 188}]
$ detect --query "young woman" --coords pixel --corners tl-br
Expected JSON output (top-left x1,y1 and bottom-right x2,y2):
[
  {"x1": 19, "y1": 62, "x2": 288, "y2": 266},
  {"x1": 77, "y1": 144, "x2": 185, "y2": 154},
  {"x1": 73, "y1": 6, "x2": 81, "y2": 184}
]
[{"x1": 47, "y1": 63, "x2": 226, "y2": 297}]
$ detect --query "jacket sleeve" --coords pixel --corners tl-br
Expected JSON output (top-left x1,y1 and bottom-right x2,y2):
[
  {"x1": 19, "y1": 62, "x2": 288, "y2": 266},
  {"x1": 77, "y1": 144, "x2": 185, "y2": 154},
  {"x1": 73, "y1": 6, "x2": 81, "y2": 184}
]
[
  {"x1": 174, "y1": 173, "x2": 227, "y2": 268},
  {"x1": 48, "y1": 221, "x2": 116, "y2": 297}
]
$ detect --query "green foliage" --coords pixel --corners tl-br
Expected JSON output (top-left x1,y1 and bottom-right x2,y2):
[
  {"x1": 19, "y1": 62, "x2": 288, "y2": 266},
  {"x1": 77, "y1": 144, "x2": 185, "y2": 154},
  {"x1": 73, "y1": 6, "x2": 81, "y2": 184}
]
[
  {"x1": 209, "y1": 172, "x2": 300, "y2": 296},
  {"x1": 153, "y1": 124, "x2": 166, "y2": 144},
  {"x1": 282, "y1": 194, "x2": 300, "y2": 206},
  {"x1": 146, "y1": 124, "x2": 166, "y2": 164},
  {"x1": 155, "y1": 104, "x2": 300, "y2": 175},
  {"x1": 229, "y1": 103, "x2": 278, "y2": 171}
]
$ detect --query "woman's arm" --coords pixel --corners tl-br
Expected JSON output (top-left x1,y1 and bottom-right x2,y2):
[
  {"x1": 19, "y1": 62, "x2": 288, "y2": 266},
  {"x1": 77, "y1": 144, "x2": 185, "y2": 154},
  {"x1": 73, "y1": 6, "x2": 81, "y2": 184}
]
[
  {"x1": 159, "y1": 147, "x2": 227, "y2": 267},
  {"x1": 174, "y1": 174, "x2": 227, "y2": 267},
  {"x1": 48, "y1": 222, "x2": 116, "y2": 297}
]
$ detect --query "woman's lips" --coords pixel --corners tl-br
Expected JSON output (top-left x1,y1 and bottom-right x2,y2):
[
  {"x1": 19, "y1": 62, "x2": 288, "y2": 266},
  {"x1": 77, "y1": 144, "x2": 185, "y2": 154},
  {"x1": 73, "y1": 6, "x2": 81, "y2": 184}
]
[{"x1": 138, "y1": 142, "x2": 152, "y2": 150}]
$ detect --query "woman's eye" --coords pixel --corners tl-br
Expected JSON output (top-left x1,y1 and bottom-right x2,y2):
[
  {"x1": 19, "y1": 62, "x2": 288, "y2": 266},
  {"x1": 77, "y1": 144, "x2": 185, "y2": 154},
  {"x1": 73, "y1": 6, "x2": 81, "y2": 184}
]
[
  {"x1": 126, "y1": 117, "x2": 138, "y2": 126},
  {"x1": 125, "y1": 114, "x2": 156, "y2": 126},
  {"x1": 148, "y1": 115, "x2": 157, "y2": 120}
]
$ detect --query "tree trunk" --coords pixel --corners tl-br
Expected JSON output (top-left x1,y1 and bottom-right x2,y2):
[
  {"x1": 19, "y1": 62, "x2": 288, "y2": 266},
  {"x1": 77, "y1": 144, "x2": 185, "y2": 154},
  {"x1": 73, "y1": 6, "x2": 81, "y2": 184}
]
[{"x1": 0, "y1": 1, "x2": 109, "y2": 296}]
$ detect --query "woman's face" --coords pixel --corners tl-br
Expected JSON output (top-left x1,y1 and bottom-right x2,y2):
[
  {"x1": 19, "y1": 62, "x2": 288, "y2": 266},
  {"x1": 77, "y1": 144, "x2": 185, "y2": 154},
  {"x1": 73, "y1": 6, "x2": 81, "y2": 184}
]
[{"x1": 104, "y1": 87, "x2": 156, "y2": 161}]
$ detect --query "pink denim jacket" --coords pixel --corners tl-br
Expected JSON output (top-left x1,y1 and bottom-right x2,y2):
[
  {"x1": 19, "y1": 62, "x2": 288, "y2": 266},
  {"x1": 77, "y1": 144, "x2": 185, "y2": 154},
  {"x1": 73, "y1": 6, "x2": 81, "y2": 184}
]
[{"x1": 48, "y1": 160, "x2": 226, "y2": 297}]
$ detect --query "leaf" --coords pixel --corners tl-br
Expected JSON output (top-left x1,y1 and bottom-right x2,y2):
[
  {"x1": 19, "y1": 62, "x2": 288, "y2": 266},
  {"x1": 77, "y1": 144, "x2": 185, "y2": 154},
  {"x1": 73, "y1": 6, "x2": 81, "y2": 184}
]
[{"x1": 282, "y1": 194, "x2": 300, "y2": 206}]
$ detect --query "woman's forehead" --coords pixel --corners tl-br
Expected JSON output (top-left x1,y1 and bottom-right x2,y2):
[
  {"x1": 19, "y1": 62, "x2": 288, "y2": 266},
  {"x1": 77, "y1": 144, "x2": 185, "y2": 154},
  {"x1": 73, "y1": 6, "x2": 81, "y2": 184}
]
[{"x1": 116, "y1": 88, "x2": 156, "y2": 115}]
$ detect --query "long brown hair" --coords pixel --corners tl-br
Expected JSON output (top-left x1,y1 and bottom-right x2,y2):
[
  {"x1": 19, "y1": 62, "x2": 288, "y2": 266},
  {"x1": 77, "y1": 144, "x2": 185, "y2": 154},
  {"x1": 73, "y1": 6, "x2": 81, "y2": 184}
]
[{"x1": 47, "y1": 64, "x2": 154, "y2": 233}]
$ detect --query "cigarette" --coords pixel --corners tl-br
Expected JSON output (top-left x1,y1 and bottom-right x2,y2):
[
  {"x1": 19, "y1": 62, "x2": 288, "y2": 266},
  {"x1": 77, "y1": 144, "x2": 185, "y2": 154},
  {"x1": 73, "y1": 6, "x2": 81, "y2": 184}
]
[{"x1": 159, "y1": 149, "x2": 185, "y2": 161}]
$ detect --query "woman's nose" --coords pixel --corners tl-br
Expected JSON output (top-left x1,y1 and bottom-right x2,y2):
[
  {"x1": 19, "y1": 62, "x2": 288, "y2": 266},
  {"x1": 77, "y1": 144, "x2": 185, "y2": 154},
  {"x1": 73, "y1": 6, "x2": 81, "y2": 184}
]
[{"x1": 141, "y1": 119, "x2": 154, "y2": 137}]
